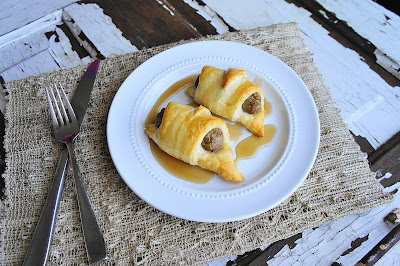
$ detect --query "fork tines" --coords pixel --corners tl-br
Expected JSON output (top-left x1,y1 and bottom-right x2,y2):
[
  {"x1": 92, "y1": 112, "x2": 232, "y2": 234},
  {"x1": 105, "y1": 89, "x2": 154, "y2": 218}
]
[{"x1": 45, "y1": 84, "x2": 77, "y2": 127}]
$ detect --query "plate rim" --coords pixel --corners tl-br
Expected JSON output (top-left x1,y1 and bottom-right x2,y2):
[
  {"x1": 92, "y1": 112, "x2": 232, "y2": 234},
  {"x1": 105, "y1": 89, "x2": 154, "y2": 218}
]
[{"x1": 107, "y1": 40, "x2": 320, "y2": 222}]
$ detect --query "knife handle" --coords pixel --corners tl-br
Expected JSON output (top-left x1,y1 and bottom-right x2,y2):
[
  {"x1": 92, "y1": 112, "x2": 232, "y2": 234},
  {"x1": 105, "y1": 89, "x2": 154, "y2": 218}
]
[
  {"x1": 67, "y1": 143, "x2": 107, "y2": 264},
  {"x1": 23, "y1": 149, "x2": 68, "y2": 266}
]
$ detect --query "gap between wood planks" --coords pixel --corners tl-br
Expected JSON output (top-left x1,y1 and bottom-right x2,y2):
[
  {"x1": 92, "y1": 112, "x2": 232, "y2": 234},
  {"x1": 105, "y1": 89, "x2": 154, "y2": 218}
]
[
  {"x1": 375, "y1": 1, "x2": 400, "y2": 14},
  {"x1": 1, "y1": 0, "x2": 399, "y2": 263},
  {"x1": 156, "y1": 0, "x2": 202, "y2": 37},
  {"x1": 229, "y1": 180, "x2": 400, "y2": 265},
  {"x1": 215, "y1": 1, "x2": 400, "y2": 263},
  {"x1": 279, "y1": 0, "x2": 400, "y2": 187},
  {"x1": 285, "y1": 0, "x2": 400, "y2": 87}
]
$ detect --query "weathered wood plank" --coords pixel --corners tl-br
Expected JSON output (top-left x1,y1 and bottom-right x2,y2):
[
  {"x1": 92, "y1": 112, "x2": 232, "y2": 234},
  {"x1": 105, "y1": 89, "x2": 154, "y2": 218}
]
[
  {"x1": 181, "y1": 0, "x2": 230, "y2": 34},
  {"x1": 0, "y1": 0, "x2": 77, "y2": 36},
  {"x1": 371, "y1": 138, "x2": 400, "y2": 188},
  {"x1": 286, "y1": 0, "x2": 399, "y2": 87},
  {"x1": 0, "y1": 11, "x2": 62, "y2": 50},
  {"x1": 0, "y1": 50, "x2": 60, "y2": 82},
  {"x1": 63, "y1": 3, "x2": 138, "y2": 58},
  {"x1": 82, "y1": 0, "x2": 220, "y2": 49},
  {"x1": 47, "y1": 26, "x2": 92, "y2": 68},
  {"x1": 314, "y1": 0, "x2": 400, "y2": 80},
  {"x1": 231, "y1": 177, "x2": 400, "y2": 265},
  {"x1": 198, "y1": 0, "x2": 400, "y2": 149},
  {"x1": 1, "y1": 1, "x2": 399, "y2": 265},
  {"x1": 369, "y1": 131, "x2": 400, "y2": 166},
  {"x1": 0, "y1": 25, "x2": 93, "y2": 83},
  {"x1": 163, "y1": 0, "x2": 228, "y2": 35},
  {"x1": 357, "y1": 224, "x2": 400, "y2": 265},
  {"x1": 0, "y1": 32, "x2": 49, "y2": 73}
]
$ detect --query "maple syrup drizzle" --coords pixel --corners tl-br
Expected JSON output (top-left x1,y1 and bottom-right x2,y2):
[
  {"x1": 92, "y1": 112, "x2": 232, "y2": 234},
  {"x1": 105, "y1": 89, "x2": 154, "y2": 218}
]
[
  {"x1": 146, "y1": 75, "x2": 214, "y2": 184},
  {"x1": 145, "y1": 75, "x2": 197, "y2": 125},
  {"x1": 226, "y1": 123, "x2": 244, "y2": 143},
  {"x1": 264, "y1": 98, "x2": 272, "y2": 118},
  {"x1": 234, "y1": 124, "x2": 277, "y2": 165},
  {"x1": 145, "y1": 76, "x2": 276, "y2": 183},
  {"x1": 149, "y1": 140, "x2": 214, "y2": 184}
]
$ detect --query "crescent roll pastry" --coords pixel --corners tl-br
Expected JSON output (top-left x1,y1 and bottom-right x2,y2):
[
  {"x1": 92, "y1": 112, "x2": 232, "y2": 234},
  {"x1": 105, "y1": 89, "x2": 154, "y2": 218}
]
[
  {"x1": 145, "y1": 102, "x2": 244, "y2": 182},
  {"x1": 187, "y1": 66, "x2": 265, "y2": 137}
]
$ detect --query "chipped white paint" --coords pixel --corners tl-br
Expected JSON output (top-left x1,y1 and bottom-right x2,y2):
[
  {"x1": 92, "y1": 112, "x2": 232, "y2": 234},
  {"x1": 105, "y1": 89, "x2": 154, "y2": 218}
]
[
  {"x1": 0, "y1": 11, "x2": 90, "y2": 75},
  {"x1": 156, "y1": 0, "x2": 175, "y2": 16},
  {"x1": 63, "y1": 3, "x2": 138, "y2": 58},
  {"x1": 200, "y1": 0, "x2": 400, "y2": 149},
  {"x1": 378, "y1": 172, "x2": 393, "y2": 182},
  {"x1": 183, "y1": 0, "x2": 229, "y2": 34},
  {"x1": 0, "y1": 10, "x2": 62, "y2": 50},
  {"x1": 0, "y1": 21, "x2": 91, "y2": 83},
  {"x1": 264, "y1": 178, "x2": 400, "y2": 265},
  {"x1": 344, "y1": 95, "x2": 385, "y2": 126},
  {"x1": 195, "y1": 1, "x2": 400, "y2": 264},
  {"x1": 0, "y1": 12, "x2": 63, "y2": 83},
  {"x1": 316, "y1": 0, "x2": 400, "y2": 79},
  {"x1": 212, "y1": 173, "x2": 400, "y2": 265},
  {"x1": 375, "y1": 49, "x2": 400, "y2": 80},
  {"x1": 0, "y1": 2, "x2": 140, "y2": 111},
  {"x1": 48, "y1": 27, "x2": 92, "y2": 68},
  {"x1": 1, "y1": 49, "x2": 60, "y2": 82},
  {"x1": 62, "y1": 12, "x2": 99, "y2": 59},
  {"x1": 0, "y1": 1, "x2": 399, "y2": 264},
  {"x1": 319, "y1": 9, "x2": 330, "y2": 20},
  {"x1": 0, "y1": 31, "x2": 50, "y2": 73},
  {"x1": 0, "y1": 0, "x2": 77, "y2": 36}
]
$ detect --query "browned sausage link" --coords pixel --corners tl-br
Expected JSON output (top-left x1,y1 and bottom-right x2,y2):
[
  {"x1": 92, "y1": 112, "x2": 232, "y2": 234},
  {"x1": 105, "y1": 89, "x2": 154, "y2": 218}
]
[
  {"x1": 155, "y1": 108, "x2": 165, "y2": 128},
  {"x1": 194, "y1": 75, "x2": 200, "y2": 89},
  {"x1": 201, "y1": 128, "x2": 223, "y2": 152},
  {"x1": 242, "y1": 93, "x2": 262, "y2": 114}
]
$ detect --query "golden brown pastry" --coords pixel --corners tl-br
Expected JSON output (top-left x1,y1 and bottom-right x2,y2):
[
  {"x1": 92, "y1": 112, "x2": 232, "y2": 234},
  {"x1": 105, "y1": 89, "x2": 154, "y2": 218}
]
[
  {"x1": 187, "y1": 66, "x2": 265, "y2": 137},
  {"x1": 145, "y1": 102, "x2": 244, "y2": 182}
]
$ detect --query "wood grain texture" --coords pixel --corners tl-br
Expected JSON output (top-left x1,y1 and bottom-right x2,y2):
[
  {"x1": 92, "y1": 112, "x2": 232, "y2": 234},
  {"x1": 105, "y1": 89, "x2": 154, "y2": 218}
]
[
  {"x1": 200, "y1": 0, "x2": 400, "y2": 148},
  {"x1": 63, "y1": 3, "x2": 138, "y2": 57},
  {"x1": 287, "y1": 0, "x2": 400, "y2": 87},
  {"x1": 371, "y1": 138, "x2": 400, "y2": 188},
  {"x1": 1, "y1": 0, "x2": 400, "y2": 264},
  {"x1": 0, "y1": 0, "x2": 77, "y2": 36},
  {"x1": 312, "y1": 0, "x2": 400, "y2": 80},
  {"x1": 81, "y1": 0, "x2": 218, "y2": 49},
  {"x1": 227, "y1": 112, "x2": 400, "y2": 265}
]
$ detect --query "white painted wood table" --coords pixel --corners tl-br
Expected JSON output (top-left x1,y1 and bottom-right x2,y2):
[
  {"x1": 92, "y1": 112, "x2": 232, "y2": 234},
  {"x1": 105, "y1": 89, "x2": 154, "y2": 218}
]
[{"x1": 1, "y1": 0, "x2": 399, "y2": 265}]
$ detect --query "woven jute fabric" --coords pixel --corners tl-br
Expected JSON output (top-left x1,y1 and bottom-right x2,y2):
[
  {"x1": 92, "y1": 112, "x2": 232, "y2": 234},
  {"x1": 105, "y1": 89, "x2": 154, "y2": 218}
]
[{"x1": 0, "y1": 23, "x2": 393, "y2": 265}]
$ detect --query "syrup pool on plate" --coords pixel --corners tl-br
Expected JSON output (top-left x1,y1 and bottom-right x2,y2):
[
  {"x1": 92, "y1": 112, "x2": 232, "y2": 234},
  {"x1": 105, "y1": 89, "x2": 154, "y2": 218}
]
[
  {"x1": 145, "y1": 75, "x2": 215, "y2": 184},
  {"x1": 145, "y1": 75, "x2": 277, "y2": 184},
  {"x1": 234, "y1": 124, "x2": 277, "y2": 165}
]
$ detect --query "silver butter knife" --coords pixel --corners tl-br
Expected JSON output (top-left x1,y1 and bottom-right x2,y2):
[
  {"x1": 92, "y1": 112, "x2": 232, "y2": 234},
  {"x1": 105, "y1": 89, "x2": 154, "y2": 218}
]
[{"x1": 23, "y1": 59, "x2": 105, "y2": 265}]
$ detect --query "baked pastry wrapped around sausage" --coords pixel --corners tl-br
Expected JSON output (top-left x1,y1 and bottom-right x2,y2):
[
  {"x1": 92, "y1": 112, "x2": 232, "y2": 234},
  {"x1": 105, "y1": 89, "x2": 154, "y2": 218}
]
[
  {"x1": 187, "y1": 66, "x2": 265, "y2": 137},
  {"x1": 145, "y1": 102, "x2": 244, "y2": 182}
]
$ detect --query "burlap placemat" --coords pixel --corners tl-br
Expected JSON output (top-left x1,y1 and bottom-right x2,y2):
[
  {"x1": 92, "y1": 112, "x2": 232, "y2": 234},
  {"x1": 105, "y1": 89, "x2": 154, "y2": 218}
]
[{"x1": 0, "y1": 23, "x2": 393, "y2": 265}]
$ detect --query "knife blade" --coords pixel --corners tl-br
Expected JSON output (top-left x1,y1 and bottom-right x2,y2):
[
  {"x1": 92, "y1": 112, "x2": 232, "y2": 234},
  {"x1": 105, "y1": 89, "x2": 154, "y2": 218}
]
[
  {"x1": 23, "y1": 59, "x2": 102, "y2": 266},
  {"x1": 72, "y1": 58, "x2": 101, "y2": 126}
]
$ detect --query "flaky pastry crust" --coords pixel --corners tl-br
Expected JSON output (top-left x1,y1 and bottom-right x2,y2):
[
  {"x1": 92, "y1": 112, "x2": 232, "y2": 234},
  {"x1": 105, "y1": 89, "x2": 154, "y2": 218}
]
[
  {"x1": 145, "y1": 102, "x2": 244, "y2": 182},
  {"x1": 187, "y1": 66, "x2": 265, "y2": 137}
]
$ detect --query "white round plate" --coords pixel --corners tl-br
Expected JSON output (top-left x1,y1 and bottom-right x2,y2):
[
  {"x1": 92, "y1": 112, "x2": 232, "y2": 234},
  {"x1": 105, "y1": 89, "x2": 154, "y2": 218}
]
[{"x1": 107, "y1": 41, "x2": 320, "y2": 222}]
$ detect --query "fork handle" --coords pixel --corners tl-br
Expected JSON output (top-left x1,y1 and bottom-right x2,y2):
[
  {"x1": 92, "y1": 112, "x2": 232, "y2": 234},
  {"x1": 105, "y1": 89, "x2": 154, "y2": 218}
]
[
  {"x1": 66, "y1": 144, "x2": 107, "y2": 264},
  {"x1": 23, "y1": 149, "x2": 68, "y2": 266}
]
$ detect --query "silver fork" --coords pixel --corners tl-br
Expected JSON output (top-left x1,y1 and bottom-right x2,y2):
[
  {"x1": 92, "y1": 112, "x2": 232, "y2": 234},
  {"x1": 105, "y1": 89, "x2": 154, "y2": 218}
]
[{"x1": 45, "y1": 84, "x2": 107, "y2": 264}]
